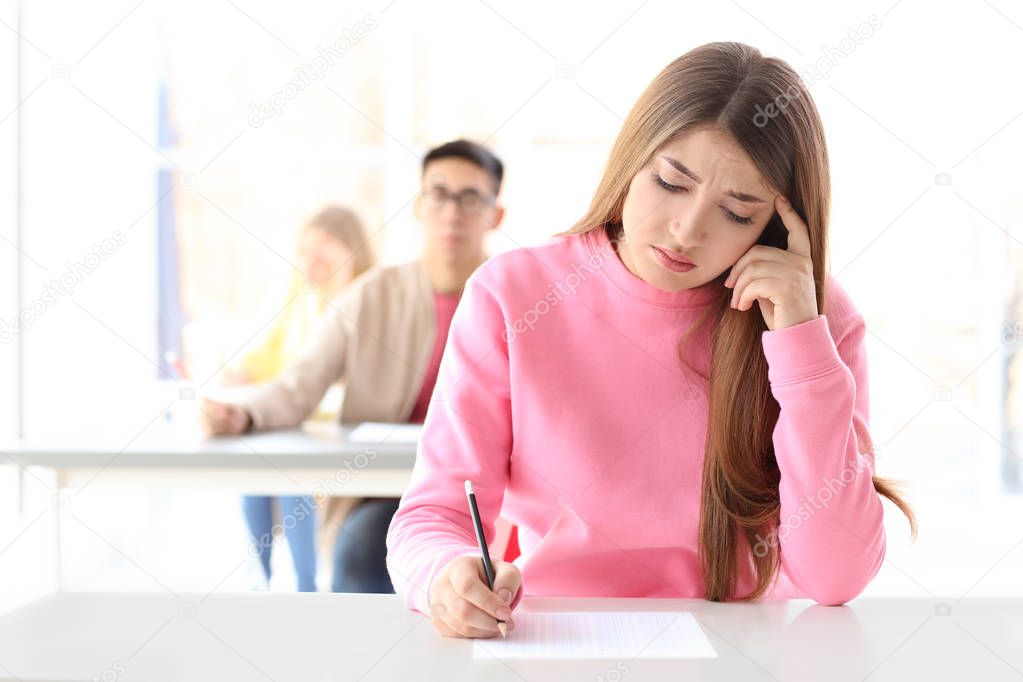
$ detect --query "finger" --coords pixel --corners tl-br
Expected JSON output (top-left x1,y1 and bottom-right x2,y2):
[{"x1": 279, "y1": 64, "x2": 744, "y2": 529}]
[
  {"x1": 432, "y1": 617, "x2": 460, "y2": 638},
  {"x1": 211, "y1": 403, "x2": 240, "y2": 433},
  {"x1": 447, "y1": 618, "x2": 503, "y2": 639},
  {"x1": 212, "y1": 411, "x2": 233, "y2": 434},
  {"x1": 197, "y1": 404, "x2": 218, "y2": 432},
  {"x1": 451, "y1": 565, "x2": 511, "y2": 622},
  {"x1": 436, "y1": 584, "x2": 503, "y2": 635},
  {"x1": 735, "y1": 277, "x2": 784, "y2": 312},
  {"x1": 458, "y1": 615, "x2": 515, "y2": 637},
  {"x1": 775, "y1": 195, "x2": 811, "y2": 258},
  {"x1": 455, "y1": 610, "x2": 516, "y2": 636},
  {"x1": 724, "y1": 245, "x2": 788, "y2": 287},
  {"x1": 729, "y1": 262, "x2": 790, "y2": 308},
  {"x1": 437, "y1": 620, "x2": 498, "y2": 639},
  {"x1": 429, "y1": 593, "x2": 501, "y2": 642},
  {"x1": 446, "y1": 596, "x2": 507, "y2": 634},
  {"x1": 491, "y1": 561, "x2": 522, "y2": 609},
  {"x1": 432, "y1": 609, "x2": 491, "y2": 639},
  {"x1": 207, "y1": 407, "x2": 227, "y2": 433}
]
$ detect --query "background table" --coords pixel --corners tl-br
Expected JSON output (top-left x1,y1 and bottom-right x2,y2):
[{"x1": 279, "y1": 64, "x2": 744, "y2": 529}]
[
  {"x1": 2, "y1": 423, "x2": 419, "y2": 590},
  {"x1": 3, "y1": 422, "x2": 419, "y2": 496}
]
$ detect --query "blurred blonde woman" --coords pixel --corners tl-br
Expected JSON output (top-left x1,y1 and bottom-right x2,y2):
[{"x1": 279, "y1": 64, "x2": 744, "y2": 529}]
[{"x1": 233, "y1": 205, "x2": 373, "y2": 591}]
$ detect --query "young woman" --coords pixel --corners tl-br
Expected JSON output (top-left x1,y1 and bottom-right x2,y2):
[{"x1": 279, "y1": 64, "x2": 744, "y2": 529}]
[
  {"x1": 232, "y1": 205, "x2": 374, "y2": 592},
  {"x1": 385, "y1": 42, "x2": 916, "y2": 637}
]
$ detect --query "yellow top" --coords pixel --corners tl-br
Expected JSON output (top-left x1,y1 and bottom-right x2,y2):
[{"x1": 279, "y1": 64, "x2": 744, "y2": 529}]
[{"x1": 238, "y1": 272, "x2": 341, "y2": 421}]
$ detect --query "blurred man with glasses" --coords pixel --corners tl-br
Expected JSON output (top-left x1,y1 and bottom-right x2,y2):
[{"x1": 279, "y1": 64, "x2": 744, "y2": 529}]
[{"x1": 201, "y1": 139, "x2": 505, "y2": 593}]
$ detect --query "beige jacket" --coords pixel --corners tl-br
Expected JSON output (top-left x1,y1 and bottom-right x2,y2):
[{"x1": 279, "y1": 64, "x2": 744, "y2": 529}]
[{"x1": 233, "y1": 259, "x2": 437, "y2": 550}]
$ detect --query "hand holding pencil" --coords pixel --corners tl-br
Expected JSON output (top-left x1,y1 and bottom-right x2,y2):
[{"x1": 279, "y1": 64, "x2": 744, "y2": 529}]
[{"x1": 426, "y1": 481, "x2": 522, "y2": 638}]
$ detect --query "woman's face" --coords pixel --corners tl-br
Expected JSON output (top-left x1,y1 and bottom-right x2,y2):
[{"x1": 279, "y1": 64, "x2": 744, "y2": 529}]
[
  {"x1": 297, "y1": 226, "x2": 356, "y2": 293},
  {"x1": 618, "y1": 126, "x2": 780, "y2": 293}
]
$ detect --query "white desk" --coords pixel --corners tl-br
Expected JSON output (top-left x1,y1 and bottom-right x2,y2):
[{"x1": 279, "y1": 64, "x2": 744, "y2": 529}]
[
  {"x1": 2, "y1": 423, "x2": 419, "y2": 590},
  {"x1": 3, "y1": 422, "x2": 418, "y2": 496},
  {"x1": 0, "y1": 593, "x2": 1019, "y2": 681}
]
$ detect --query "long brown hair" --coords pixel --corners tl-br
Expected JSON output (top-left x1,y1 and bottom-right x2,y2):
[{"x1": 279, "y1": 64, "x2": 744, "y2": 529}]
[
  {"x1": 559, "y1": 42, "x2": 916, "y2": 601},
  {"x1": 306, "y1": 205, "x2": 375, "y2": 280}
]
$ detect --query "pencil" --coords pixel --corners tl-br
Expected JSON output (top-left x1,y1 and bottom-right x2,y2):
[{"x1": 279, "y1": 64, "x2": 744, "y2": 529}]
[{"x1": 464, "y1": 479, "x2": 507, "y2": 638}]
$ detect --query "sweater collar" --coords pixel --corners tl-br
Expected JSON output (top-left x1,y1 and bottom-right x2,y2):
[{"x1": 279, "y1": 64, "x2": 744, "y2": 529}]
[{"x1": 582, "y1": 227, "x2": 723, "y2": 310}]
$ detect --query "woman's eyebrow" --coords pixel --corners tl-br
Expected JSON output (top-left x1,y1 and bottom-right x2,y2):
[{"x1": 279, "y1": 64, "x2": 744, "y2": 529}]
[{"x1": 660, "y1": 155, "x2": 767, "y2": 204}]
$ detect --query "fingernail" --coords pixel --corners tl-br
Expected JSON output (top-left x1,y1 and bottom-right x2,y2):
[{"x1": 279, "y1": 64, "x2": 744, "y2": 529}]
[
  {"x1": 496, "y1": 606, "x2": 511, "y2": 620},
  {"x1": 498, "y1": 588, "x2": 512, "y2": 603}
]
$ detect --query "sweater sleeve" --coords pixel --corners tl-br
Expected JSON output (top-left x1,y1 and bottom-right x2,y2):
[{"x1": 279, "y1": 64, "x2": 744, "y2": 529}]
[
  {"x1": 386, "y1": 271, "x2": 516, "y2": 616},
  {"x1": 761, "y1": 313, "x2": 886, "y2": 606}
]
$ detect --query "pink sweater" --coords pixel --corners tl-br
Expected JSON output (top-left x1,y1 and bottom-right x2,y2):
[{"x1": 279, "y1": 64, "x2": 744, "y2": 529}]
[{"x1": 386, "y1": 227, "x2": 886, "y2": 615}]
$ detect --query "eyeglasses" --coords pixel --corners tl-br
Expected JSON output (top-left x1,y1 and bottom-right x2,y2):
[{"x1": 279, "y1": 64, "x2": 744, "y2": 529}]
[{"x1": 421, "y1": 186, "x2": 496, "y2": 214}]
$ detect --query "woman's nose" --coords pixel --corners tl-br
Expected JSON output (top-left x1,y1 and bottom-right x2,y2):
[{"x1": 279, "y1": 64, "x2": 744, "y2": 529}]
[{"x1": 669, "y1": 217, "x2": 706, "y2": 245}]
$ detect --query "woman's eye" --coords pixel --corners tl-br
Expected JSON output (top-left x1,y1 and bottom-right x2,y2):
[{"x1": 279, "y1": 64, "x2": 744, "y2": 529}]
[
  {"x1": 654, "y1": 171, "x2": 754, "y2": 226},
  {"x1": 725, "y1": 210, "x2": 753, "y2": 226},
  {"x1": 654, "y1": 174, "x2": 686, "y2": 193}
]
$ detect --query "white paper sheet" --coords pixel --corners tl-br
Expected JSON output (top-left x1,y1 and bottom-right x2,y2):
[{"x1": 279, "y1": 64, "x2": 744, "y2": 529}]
[
  {"x1": 347, "y1": 422, "x2": 422, "y2": 444},
  {"x1": 473, "y1": 611, "x2": 717, "y2": 659}
]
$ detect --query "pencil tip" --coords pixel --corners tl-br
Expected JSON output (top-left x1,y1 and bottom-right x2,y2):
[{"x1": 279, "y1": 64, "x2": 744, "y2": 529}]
[{"x1": 497, "y1": 622, "x2": 507, "y2": 638}]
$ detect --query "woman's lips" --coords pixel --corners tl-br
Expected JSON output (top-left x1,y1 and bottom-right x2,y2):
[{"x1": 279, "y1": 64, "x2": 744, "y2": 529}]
[{"x1": 651, "y1": 245, "x2": 695, "y2": 272}]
